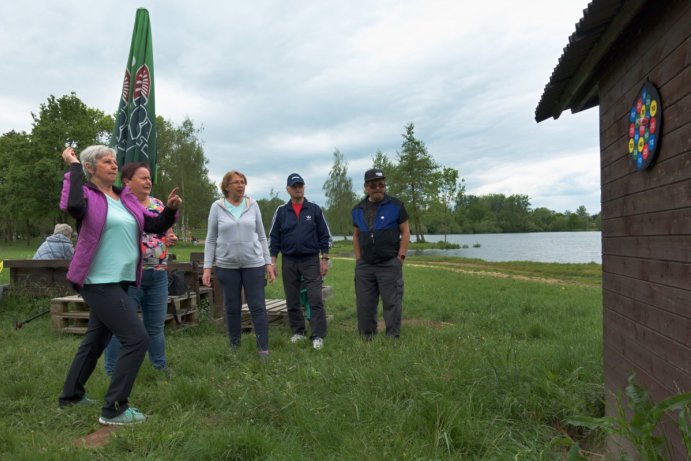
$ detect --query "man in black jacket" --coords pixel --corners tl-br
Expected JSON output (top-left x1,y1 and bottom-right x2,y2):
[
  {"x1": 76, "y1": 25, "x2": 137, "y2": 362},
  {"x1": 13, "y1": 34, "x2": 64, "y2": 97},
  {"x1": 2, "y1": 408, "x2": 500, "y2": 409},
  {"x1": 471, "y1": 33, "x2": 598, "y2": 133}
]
[
  {"x1": 352, "y1": 169, "x2": 410, "y2": 339},
  {"x1": 269, "y1": 173, "x2": 332, "y2": 349}
]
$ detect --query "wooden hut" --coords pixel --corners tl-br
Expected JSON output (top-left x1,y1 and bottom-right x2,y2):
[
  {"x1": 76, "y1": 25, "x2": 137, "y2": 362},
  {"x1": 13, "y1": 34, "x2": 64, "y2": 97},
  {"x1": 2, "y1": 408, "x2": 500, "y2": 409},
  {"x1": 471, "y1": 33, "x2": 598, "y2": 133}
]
[{"x1": 535, "y1": 0, "x2": 690, "y2": 458}]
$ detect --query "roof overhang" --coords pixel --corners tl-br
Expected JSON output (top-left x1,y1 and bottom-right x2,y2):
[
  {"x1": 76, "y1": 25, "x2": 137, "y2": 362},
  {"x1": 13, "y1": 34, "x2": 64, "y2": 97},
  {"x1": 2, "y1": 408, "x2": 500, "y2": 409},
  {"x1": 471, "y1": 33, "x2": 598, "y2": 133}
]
[{"x1": 535, "y1": 0, "x2": 649, "y2": 122}]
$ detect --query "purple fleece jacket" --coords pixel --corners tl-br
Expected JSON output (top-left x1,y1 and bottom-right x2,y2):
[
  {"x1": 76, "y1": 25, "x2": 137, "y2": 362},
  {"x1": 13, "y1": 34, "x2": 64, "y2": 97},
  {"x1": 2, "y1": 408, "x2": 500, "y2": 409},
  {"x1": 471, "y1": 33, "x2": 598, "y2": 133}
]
[{"x1": 60, "y1": 163, "x2": 177, "y2": 289}]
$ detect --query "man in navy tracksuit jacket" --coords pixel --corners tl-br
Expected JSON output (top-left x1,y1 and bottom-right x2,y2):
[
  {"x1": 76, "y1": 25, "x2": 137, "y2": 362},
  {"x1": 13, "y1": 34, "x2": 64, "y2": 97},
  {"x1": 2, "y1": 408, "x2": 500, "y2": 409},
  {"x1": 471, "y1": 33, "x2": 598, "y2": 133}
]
[
  {"x1": 352, "y1": 168, "x2": 410, "y2": 339},
  {"x1": 269, "y1": 173, "x2": 332, "y2": 349}
]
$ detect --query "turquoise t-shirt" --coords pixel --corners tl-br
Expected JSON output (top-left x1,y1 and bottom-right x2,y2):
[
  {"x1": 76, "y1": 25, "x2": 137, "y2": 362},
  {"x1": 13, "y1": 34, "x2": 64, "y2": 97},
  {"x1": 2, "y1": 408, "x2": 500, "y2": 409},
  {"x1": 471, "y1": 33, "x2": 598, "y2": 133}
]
[
  {"x1": 85, "y1": 195, "x2": 139, "y2": 284},
  {"x1": 224, "y1": 198, "x2": 246, "y2": 219}
]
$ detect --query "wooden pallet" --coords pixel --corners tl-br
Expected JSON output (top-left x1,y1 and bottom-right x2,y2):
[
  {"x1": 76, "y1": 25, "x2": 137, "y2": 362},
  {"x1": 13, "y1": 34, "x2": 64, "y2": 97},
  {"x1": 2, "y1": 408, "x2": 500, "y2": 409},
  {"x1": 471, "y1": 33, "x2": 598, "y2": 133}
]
[
  {"x1": 239, "y1": 285, "x2": 334, "y2": 330},
  {"x1": 197, "y1": 286, "x2": 214, "y2": 305},
  {"x1": 213, "y1": 285, "x2": 334, "y2": 331},
  {"x1": 51, "y1": 295, "x2": 91, "y2": 334},
  {"x1": 166, "y1": 293, "x2": 198, "y2": 330},
  {"x1": 240, "y1": 299, "x2": 287, "y2": 330},
  {"x1": 50, "y1": 293, "x2": 199, "y2": 335}
]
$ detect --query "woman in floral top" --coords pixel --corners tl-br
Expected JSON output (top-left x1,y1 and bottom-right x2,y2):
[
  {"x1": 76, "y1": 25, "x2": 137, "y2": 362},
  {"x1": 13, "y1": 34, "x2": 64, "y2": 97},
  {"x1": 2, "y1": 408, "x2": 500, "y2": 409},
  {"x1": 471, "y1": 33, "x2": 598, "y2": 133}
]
[{"x1": 104, "y1": 162, "x2": 176, "y2": 378}]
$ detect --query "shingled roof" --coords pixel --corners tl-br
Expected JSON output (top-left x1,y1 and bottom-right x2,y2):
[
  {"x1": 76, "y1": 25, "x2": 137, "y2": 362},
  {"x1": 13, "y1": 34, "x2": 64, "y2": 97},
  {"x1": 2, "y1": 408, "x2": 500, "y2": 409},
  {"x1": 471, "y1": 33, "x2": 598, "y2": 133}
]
[{"x1": 535, "y1": 0, "x2": 649, "y2": 122}]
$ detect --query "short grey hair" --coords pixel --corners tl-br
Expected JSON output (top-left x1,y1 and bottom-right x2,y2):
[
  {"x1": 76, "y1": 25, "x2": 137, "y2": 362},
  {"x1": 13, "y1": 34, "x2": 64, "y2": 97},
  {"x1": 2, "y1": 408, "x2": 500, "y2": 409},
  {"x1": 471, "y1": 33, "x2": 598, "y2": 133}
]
[
  {"x1": 53, "y1": 223, "x2": 73, "y2": 237},
  {"x1": 79, "y1": 145, "x2": 116, "y2": 180}
]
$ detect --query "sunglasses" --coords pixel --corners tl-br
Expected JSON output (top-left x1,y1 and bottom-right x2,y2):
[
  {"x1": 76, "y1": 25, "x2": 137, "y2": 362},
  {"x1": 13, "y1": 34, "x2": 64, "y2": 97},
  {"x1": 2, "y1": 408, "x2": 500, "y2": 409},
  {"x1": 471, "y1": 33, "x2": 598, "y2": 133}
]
[{"x1": 366, "y1": 182, "x2": 386, "y2": 190}]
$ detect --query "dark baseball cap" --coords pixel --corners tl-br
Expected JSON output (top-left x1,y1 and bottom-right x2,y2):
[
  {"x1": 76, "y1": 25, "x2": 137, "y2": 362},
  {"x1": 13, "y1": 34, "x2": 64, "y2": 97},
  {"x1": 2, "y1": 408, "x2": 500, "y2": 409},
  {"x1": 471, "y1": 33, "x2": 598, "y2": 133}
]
[
  {"x1": 286, "y1": 173, "x2": 305, "y2": 186},
  {"x1": 364, "y1": 168, "x2": 386, "y2": 182}
]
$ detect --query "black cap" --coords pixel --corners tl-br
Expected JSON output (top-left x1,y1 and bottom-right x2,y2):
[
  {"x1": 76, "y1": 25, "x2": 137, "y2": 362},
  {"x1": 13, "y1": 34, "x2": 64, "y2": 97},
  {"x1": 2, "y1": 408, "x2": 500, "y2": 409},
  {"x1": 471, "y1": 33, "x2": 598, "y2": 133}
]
[
  {"x1": 364, "y1": 168, "x2": 386, "y2": 182},
  {"x1": 286, "y1": 173, "x2": 305, "y2": 186}
]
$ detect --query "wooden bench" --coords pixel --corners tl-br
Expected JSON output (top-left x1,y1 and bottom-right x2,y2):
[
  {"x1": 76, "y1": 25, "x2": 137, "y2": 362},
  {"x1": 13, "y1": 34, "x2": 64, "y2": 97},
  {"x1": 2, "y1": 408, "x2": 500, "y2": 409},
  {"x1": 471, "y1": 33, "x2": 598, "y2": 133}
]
[
  {"x1": 4, "y1": 259, "x2": 212, "y2": 303},
  {"x1": 4, "y1": 259, "x2": 73, "y2": 297},
  {"x1": 50, "y1": 293, "x2": 198, "y2": 335}
]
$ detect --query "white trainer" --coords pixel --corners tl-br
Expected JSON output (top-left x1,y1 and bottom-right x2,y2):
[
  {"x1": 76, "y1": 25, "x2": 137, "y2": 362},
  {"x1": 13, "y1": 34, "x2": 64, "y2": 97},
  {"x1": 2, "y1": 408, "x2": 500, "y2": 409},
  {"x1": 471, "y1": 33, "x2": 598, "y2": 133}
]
[
  {"x1": 312, "y1": 337, "x2": 324, "y2": 350},
  {"x1": 290, "y1": 334, "x2": 306, "y2": 343}
]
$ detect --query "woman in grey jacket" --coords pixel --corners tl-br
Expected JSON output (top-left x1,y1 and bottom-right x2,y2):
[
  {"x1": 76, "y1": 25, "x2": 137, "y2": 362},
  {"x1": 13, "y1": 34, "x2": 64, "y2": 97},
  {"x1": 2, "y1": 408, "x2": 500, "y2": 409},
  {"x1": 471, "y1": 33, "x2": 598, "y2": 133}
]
[{"x1": 202, "y1": 170, "x2": 275, "y2": 356}]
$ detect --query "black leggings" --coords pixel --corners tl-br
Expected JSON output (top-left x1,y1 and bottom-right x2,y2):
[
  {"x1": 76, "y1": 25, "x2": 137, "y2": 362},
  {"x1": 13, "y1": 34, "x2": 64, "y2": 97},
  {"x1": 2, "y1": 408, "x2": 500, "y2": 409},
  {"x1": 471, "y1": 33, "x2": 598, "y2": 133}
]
[{"x1": 58, "y1": 282, "x2": 149, "y2": 418}]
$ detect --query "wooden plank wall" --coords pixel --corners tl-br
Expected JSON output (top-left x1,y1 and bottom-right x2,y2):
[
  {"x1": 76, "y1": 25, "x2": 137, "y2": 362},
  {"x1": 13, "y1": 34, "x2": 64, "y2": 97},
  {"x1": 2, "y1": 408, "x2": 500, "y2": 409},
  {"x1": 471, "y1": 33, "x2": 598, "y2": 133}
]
[{"x1": 597, "y1": 0, "x2": 690, "y2": 458}]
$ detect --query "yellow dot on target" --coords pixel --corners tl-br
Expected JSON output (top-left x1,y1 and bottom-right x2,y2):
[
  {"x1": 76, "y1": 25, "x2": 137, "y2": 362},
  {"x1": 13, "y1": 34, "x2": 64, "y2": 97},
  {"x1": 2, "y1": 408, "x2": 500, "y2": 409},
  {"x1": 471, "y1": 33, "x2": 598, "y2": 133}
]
[
  {"x1": 628, "y1": 138, "x2": 634, "y2": 153},
  {"x1": 650, "y1": 100, "x2": 657, "y2": 116}
]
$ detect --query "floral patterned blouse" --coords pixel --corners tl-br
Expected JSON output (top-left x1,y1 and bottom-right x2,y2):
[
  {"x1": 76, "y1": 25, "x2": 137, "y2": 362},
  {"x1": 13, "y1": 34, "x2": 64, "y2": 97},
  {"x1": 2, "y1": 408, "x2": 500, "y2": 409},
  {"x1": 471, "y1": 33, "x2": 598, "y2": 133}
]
[{"x1": 141, "y1": 197, "x2": 170, "y2": 270}]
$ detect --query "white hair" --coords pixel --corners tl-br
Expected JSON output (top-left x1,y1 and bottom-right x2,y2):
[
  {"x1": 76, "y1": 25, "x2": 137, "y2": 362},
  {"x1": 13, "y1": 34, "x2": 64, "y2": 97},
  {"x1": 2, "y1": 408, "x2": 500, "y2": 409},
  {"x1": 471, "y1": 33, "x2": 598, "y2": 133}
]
[
  {"x1": 79, "y1": 145, "x2": 116, "y2": 180},
  {"x1": 53, "y1": 223, "x2": 73, "y2": 237}
]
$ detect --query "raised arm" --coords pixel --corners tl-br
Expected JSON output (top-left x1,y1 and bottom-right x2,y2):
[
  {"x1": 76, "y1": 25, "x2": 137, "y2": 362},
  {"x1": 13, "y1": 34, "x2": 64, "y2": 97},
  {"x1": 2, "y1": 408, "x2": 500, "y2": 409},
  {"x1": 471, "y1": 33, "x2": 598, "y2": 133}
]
[{"x1": 60, "y1": 147, "x2": 86, "y2": 220}]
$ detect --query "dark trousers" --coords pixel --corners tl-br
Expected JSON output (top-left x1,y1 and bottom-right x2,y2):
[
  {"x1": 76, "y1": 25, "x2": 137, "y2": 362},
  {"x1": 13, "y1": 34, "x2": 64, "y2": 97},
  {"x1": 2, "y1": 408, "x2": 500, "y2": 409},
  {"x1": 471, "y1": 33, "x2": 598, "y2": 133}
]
[
  {"x1": 282, "y1": 255, "x2": 327, "y2": 339},
  {"x1": 58, "y1": 283, "x2": 149, "y2": 418},
  {"x1": 215, "y1": 266, "x2": 269, "y2": 351},
  {"x1": 355, "y1": 258, "x2": 404, "y2": 338}
]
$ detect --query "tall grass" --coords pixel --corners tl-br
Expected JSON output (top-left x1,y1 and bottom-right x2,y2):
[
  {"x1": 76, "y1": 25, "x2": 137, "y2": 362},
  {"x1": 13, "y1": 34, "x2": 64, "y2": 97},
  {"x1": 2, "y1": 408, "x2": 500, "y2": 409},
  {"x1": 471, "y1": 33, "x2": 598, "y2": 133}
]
[{"x1": 0, "y1": 250, "x2": 603, "y2": 460}]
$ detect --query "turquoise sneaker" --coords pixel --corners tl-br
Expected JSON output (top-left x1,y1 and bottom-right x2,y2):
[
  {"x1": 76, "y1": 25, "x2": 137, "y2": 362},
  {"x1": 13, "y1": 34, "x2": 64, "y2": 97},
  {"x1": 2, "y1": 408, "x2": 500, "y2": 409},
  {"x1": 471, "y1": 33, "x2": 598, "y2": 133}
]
[
  {"x1": 98, "y1": 407, "x2": 147, "y2": 426},
  {"x1": 76, "y1": 396, "x2": 98, "y2": 406},
  {"x1": 59, "y1": 395, "x2": 97, "y2": 409}
]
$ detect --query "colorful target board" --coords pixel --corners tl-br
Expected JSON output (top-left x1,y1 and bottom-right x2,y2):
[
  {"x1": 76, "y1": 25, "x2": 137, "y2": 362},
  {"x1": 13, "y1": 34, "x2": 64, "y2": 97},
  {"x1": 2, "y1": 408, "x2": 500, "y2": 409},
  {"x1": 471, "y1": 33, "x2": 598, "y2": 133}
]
[{"x1": 628, "y1": 81, "x2": 662, "y2": 170}]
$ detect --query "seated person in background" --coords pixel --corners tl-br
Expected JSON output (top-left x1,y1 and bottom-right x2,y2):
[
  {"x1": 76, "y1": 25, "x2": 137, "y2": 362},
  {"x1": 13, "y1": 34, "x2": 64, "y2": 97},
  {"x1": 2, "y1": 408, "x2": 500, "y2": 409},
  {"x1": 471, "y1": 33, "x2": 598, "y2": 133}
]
[{"x1": 33, "y1": 223, "x2": 74, "y2": 260}]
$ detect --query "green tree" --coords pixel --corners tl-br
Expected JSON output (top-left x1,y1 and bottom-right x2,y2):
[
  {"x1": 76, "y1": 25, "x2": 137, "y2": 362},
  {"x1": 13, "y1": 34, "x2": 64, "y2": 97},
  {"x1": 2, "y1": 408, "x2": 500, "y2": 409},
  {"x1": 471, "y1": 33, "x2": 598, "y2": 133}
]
[
  {"x1": 575, "y1": 205, "x2": 590, "y2": 231},
  {"x1": 257, "y1": 189, "x2": 284, "y2": 236},
  {"x1": 497, "y1": 194, "x2": 533, "y2": 232},
  {"x1": 0, "y1": 131, "x2": 33, "y2": 241},
  {"x1": 566, "y1": 211, "x2": 581, "y2": 231},
  {"x1": 396, "y1": 123, "x2": 439, "y2": 242},
  {"x1": 456, "y1": 194, "x2": 503, "y2": 233},
  {"x1": 155, "y1": 117, "x2": 218, "y2": 239},
  {"x1": 322, "y1": 149, "x2": 357, "y2": 239},
  {"x1": 437, "y1": 167, "x2": 464, "y2": 242},
  {"x1": 531, "y1": 207, "x2": 556, "y2": 231},
  {"x1": 550, "y1": 212, "x2": 571, "y2": 231},
  {"x1": 0, "y1": 93, "x2": 112, "y2": 242}
]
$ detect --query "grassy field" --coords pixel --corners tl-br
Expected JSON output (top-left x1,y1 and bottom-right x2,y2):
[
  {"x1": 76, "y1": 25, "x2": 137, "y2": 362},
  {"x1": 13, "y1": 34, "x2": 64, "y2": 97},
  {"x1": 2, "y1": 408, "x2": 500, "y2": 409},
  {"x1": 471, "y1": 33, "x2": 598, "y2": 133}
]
[{"x1": 0, "y1": 242, "x2": 604, "y2": 460}]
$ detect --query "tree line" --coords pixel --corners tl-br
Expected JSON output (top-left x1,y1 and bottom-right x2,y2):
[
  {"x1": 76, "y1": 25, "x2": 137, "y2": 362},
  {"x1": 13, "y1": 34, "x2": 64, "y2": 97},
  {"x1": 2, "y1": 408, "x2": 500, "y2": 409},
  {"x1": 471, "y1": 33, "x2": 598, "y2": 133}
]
[
  {"x1": 317, "y1": 123, "x2": 600, "y2": 241},
  {"x1": 0, "y1": 93, "x2": 218, "y2": 243},
  {"x1": 0, "y1": 94, "x2": 599, "y2": 244}
]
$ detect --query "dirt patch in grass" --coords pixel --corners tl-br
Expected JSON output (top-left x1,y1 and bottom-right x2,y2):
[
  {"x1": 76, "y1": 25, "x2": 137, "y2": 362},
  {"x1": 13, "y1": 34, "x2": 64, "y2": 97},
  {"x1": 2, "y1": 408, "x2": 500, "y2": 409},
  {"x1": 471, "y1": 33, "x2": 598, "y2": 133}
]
[
  {"x1": 407, "y1": 261, "x2": 590, "y2": 286},
  {"x1": 389, "y1": 318, "x2": 454, "y2": 329},
  {"x1": 73, "y1": 425, "x2": 119, "y2": 449}
]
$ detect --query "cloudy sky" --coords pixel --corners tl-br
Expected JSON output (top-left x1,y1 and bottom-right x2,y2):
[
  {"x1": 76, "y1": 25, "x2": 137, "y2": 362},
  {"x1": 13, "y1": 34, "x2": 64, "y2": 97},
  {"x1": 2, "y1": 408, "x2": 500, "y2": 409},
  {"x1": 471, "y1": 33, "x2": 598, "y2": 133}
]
[{"x1": 0, "y1": 0, "x2": 601, "y2": 213}]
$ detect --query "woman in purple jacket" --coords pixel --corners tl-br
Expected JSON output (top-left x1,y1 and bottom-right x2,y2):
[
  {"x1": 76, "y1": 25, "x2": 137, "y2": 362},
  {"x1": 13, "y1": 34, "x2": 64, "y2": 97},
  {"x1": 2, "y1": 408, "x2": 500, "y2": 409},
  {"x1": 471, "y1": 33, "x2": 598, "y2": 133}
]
[{"x1": 57, "y1": 145, "x2": 182, "y2": 426}]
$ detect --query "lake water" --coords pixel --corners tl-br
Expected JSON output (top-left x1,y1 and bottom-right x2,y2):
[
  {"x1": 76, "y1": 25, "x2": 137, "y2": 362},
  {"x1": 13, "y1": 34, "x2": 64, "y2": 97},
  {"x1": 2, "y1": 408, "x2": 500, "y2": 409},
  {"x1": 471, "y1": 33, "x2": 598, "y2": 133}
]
[{"x1": 415, "y1": 232, "x2": 601, "y2": 264}]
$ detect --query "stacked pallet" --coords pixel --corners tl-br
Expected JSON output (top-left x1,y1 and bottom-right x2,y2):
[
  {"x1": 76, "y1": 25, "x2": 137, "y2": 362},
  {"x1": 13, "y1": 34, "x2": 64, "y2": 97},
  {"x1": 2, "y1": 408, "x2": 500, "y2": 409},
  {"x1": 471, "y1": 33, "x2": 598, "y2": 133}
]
[
  {"x1": 239, "y1": 286, "x2": 333, "y2": 331},
  {"x1": 197, "y1": 286, "x2": 214, "y2": 306},
  {"x1": 165, "y1": 293, "x2": 199, "y2": 329},
  {"x1": 50, "y1": 293, "x2": 198, "y2": 335},
  {"x1": 240, "y1": 299, "x2": 288, "y2": 330}
]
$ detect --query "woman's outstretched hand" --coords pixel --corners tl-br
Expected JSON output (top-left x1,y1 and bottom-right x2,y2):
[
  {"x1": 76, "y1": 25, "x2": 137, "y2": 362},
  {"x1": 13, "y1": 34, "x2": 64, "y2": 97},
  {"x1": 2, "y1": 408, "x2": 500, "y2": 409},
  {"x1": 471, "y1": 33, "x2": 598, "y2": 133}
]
[{"x1": 166, "y1": 187, "x2": 183, "y2": 209}]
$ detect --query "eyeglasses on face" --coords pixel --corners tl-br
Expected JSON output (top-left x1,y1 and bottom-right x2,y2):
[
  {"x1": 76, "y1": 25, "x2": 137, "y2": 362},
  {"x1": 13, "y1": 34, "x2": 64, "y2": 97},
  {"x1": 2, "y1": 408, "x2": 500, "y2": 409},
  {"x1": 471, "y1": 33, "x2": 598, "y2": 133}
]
[{"x1": 366, "y1": 182, "x2": 386, "y2": 190}]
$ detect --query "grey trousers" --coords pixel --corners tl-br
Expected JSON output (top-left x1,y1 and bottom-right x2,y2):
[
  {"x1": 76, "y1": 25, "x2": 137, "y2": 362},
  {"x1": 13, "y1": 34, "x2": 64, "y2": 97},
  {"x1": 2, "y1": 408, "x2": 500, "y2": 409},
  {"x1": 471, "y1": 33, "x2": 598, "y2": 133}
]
[
  {"x1": 355, "y1": 257, "x2": 404, "y2": 338},
  {"x1": 58, "y1": 283, "x2": 149, "y2": 418},
  {"x1": 281, "y1": 255, "x2": 327, "y2": 339}
]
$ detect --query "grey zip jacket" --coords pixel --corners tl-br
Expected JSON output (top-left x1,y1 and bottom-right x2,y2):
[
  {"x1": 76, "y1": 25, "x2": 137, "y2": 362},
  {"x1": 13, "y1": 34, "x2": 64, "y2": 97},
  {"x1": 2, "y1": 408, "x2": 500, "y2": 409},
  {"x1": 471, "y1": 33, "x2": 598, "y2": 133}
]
[{"x1": 203, "y1": 196, "x2": 271, "y2": 270}]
